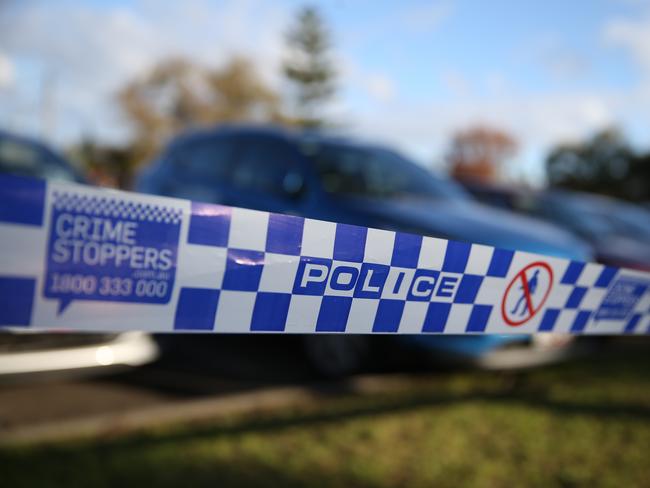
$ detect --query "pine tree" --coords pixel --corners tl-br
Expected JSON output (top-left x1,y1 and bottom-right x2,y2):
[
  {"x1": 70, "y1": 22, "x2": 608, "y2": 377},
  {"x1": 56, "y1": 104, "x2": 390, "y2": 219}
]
[{"x1": 283, "y1": 6, "x2": 336, "y2": 128}]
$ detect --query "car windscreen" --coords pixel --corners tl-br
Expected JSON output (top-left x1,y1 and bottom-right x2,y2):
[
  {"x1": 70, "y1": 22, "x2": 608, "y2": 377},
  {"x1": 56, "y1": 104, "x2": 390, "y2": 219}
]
[
  {"x1": 304, "y1": 142, "x2": 467, "y2": 200},
  {"x1": 171, "y1": 135, "x2": 236, "y2": 181},
  {"x1": 0, "y1": 136, "x2": 78, "y2": 182}
]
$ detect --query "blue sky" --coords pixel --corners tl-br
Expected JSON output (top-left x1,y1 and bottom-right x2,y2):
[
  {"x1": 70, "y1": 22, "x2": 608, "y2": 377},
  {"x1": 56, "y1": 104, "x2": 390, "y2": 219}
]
[{"x1": 1, "y1": 0, "x2": 649, "y2": 183}]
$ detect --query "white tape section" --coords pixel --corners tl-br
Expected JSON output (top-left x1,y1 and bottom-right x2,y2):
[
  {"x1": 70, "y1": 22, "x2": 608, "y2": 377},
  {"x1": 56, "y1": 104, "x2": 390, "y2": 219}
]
[{"x1": 1, "y1": 174, "x2": 649, "y2": 335}]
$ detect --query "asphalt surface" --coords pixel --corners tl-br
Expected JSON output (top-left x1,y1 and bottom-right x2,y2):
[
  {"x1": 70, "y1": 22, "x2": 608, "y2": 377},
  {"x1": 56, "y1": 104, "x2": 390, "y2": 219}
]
[{"x1": 0, "y1": 335, "x2": 415, "y2": 432}]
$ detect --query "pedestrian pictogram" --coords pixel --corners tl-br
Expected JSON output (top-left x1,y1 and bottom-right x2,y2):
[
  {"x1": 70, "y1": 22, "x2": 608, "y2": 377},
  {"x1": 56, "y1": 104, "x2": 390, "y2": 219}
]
[{"x1": 502, "y1": 261, "x2": 553, "y2": 326}]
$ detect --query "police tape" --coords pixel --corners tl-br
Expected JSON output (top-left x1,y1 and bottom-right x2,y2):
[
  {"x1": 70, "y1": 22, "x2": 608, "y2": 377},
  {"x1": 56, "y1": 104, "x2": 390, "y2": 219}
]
[{"x1": 0, "y1": 173, "x2": 648, "y2": 335}]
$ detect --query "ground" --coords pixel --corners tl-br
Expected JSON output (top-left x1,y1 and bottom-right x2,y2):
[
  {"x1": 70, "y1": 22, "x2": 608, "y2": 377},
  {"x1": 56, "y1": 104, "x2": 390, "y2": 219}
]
[{"x1": 1, "y1": 341, "x2": 649, "y2": 488}]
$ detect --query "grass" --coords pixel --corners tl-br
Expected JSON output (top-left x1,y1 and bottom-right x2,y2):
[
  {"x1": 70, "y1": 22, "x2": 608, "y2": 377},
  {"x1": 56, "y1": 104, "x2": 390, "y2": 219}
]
[{"x1": 1, "y1": 342, "x2": 649, "y2": 488}]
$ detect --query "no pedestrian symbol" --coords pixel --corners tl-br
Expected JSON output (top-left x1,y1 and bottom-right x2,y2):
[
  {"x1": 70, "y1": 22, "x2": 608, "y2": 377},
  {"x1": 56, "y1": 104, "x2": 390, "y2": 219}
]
[{"x1": 501, "y1": 261, "x2": 554, "y2": 326}]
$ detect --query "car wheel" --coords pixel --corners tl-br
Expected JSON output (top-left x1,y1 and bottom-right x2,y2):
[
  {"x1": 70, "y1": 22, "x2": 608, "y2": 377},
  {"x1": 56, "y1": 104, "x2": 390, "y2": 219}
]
[{"x1": 302, "y1": 335, "x2": 369, "y2": 378}]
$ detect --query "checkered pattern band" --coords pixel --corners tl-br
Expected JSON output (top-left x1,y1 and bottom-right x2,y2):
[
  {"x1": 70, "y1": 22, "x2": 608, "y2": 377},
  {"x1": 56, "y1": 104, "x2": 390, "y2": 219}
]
[
  {"x1": 52, "y1": 191, "x2": 183, "y2": 224},
  {"x1": 173, "y1": 203, "x2": 650, "y2": 335},
  {"x1": 1, "y1": 174, "x2": 649, "y2": 335}
]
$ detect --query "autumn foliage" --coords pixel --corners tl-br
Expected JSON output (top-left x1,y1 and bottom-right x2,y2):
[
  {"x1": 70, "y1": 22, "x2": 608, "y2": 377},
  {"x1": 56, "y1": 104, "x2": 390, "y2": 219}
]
[
  {"x1": 447, "y1": 126, "x2": 517, "y2": 184},
  {"x1": 118, "y1": 57, "x2": 284, "y2": 164}
]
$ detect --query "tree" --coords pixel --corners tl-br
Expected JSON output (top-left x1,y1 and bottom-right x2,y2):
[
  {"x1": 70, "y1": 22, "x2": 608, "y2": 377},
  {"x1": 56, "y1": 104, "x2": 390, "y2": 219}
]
[
  {"x1": 446, "y1": 126, "x2": 517, "y2": 184},
  {"x1": 119, "y1": 58, "x2": 206, "y2": 164},
  {"x1": 283, "y1": 6, "x2": 336, "y2": 128},
  {"x1": 67, "y1": 135, "x2": 138, "y2": 189},
  {"x1": 207, "y1": 57, "x2": 282, "y2": 123},
  {"x1": 546, "y1": 128, "x2": 648, "y2": 202},
  {"x1": 117, "y1": 56, "x2": 283, "y2": 184}
]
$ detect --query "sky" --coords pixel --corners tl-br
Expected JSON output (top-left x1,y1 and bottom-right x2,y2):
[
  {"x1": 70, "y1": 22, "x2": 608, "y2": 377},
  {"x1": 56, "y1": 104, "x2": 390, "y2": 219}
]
[{"x1": 1, "y1": 0, "x2": 649, "y2": 184}]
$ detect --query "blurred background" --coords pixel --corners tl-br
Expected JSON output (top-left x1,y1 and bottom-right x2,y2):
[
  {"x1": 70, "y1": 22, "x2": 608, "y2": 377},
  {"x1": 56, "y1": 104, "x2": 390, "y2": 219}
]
[{"x1": 0, "y1": 1, "x2": 649, "y2": 486}]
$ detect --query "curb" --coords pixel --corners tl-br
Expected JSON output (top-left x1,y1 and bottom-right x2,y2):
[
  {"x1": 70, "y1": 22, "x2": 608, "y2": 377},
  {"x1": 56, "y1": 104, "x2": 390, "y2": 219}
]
[{"x1": 0, "y1": 374, "x2": 413, "y2": 446}]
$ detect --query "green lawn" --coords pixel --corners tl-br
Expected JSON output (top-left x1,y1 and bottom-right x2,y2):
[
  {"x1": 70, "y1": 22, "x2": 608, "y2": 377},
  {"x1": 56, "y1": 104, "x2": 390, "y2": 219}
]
[{"x1": 2, "y1": 343, "x2": 649, "y2": 488}]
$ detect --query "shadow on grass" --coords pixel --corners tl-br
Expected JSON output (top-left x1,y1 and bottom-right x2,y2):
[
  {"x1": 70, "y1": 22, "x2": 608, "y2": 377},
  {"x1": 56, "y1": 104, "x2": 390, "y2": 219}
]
[{"x1": 104, "y1": 387, "x2": 650, "y2": 450}]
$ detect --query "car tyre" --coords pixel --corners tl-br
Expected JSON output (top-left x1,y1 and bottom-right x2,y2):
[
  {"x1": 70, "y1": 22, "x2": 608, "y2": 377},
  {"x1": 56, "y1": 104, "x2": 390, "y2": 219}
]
[{"x1": 302, "y1": 335, "x2": 369, "y2": 378}]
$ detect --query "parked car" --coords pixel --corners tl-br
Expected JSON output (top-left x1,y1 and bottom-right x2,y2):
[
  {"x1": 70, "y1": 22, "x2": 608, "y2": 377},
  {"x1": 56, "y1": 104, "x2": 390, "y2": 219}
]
[
  {"x1": 138, "y1": 125, "x2": 591, "y2": 376},
  {"x1": 461, "y1": 180, "x2": 524, "y2": 212},
  {"x1": 464, "y1": 181, "x2": 650, "y2": 271},
  {"x1": 530, "y1": 191, "x2": 650, "y2": 271},
  {"x1": 0, "y1": 130, "x2": 158, "y2": 381}
]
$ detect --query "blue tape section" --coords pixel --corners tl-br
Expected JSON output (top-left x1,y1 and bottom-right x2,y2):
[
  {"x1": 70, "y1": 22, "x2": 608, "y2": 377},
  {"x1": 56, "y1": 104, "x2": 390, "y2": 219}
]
[
  {"x1": 45, "y1": 193, "x2": 181, "y2": 313},
  {"x1": 565, "y1": 287, "x2": 587, "y2": 309},
  {"x1": 466, "y1": 305, "x2": 492, "y2": 332},
  {"x1": 222, "y1": 249, "x2": 264, "y2": 291},
  {"x1": 437, "y1": 275, "x2": 460, "y2": 298},
  {"x1": 391, "y1": 233, "x2": 422, "y2": 268},
  {"x1": 442, "y1": 241, "x2": 471, "y2": 273},
  {"x1": 422, "y1": 302, "x2": 451, "y2": 332},
  {"x1": 538, "y1": 309, "x2": 560, "y2": 332},
  {"x1": 316, "y1": 296, "x2": 352, "y2": 332},
  {"x1": 293, "y1": 257, "x2": 332, "y2": 295},
  {"x1": 353, "y1": 263, "x2": 389, "y2": 299},
  {"x1": 486, "y1": 249, "x2": 514, "y2": 277},
  {"x1": 330, "y1": 266, "x2": 358, "y2": 291},
  {"x1": 174, "y1": 287, "x2": 220, "y2": 330},
  {"x1": 0, "y1": 276, "x2": 36, "y2": 326},
  {"x1": 624, "y1": 314, "x2": 641, "y2": 334},
  {"x1": 372, "y1": 299, "x2": 405, "y2": 333},
  {"x1": 570, "y1": 310, "x2": 591, "y2": 333},
  {"x1": 561, "y1": 261, "x2": 586, "y2": 285},
  {"x1": 266, "y1": 214, "x2": 304, "y2": 255},
  {"x1": 0, "y1": 174, "x2": 45, "y2": 226},
  {"x1": 595, "y1": 267, "x2": 617, "y2": 288},
  {"x1": 188, "y1": 202, "x2": 231, "y2": 247},
  {"x1": 406, "y1": 269, "x2": 440, "y2": 301},
  {"x1": 333, "y1": 223, "x2": 367, "y2": 263},
  {"x1": 251, "y1": 292, "x2": 291, "y2": 331},
  {"x1": 454, "y1": 274, "x2": 483, "y2": 304},
  {"x1": 594, "y1": 277, "x2": 648, "y2": 321}
]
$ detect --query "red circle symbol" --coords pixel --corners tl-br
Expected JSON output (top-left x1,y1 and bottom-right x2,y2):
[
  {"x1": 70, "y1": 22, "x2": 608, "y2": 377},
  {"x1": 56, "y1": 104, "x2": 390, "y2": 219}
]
[{"x1": 501, "y1": 261, "x2": 554, "y2": 327}]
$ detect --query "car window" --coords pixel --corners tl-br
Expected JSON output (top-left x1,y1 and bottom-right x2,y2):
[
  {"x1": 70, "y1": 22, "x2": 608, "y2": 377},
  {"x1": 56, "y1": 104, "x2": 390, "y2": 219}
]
[
  {"x1": 0, "y1": 136, "x2": 78, "y2": 182},
  {"x1": 231, "y1": 136, "x2": 301, "y2": 197},
  {"x1": 174, "y1": 135, "x2": 236, "y2": 181},
  {"x1": 541, "y1": 196, "x2": 615, "y2": 238},
  {"x1": 304, "y1": 142, "x2": 467, "y2": 200},
  {"x1": 603, "y1": 202, "x2": 650, "y2": 239}
]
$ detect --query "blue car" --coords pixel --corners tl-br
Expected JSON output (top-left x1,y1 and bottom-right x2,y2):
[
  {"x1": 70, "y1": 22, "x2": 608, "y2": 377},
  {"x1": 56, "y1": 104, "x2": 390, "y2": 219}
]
[{"x1": 139, "y1": 125, "x2": 591, "y2": 376}]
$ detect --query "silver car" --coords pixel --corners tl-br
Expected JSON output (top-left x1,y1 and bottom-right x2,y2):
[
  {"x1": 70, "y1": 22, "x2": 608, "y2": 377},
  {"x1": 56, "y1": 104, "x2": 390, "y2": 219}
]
[{"x1": 0, "y1": 130, "x2": 158, "y2": 381}]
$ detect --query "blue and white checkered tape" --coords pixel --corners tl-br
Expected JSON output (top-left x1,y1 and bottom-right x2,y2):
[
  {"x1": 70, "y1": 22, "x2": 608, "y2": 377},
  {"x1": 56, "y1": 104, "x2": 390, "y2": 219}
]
[{"x1": 1, "y1": 173, "x2": 649, "y2": 335}]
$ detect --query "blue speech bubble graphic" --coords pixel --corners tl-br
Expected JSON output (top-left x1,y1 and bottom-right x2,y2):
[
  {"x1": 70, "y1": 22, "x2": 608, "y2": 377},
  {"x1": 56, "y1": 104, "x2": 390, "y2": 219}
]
[{"x1": 44, "y1": 191, "x2": 182, "y2": 314}]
